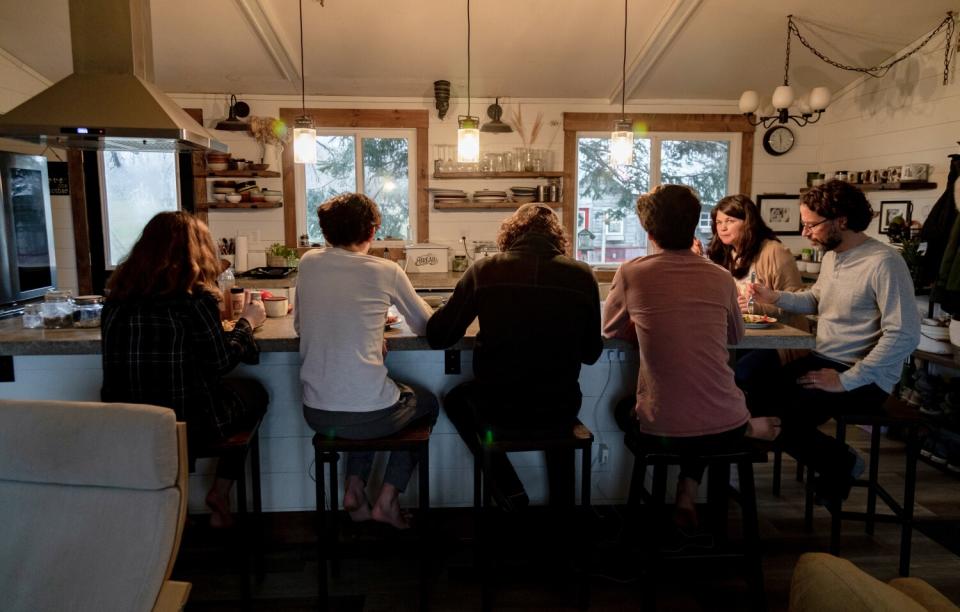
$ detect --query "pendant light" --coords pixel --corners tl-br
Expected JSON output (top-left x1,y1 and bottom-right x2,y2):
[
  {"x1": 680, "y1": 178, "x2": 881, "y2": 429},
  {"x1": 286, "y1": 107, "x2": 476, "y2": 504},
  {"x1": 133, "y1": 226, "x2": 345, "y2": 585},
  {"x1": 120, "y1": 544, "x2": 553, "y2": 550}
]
[
  {"x1": 610, "y1": 0, "x2": 633, "y2": 166},
  {"x1": 457, "y1": 0, "x2": 480, "y2": 163},
  {"x1": 293, "y1": 0, "x2": 316, "y2": 164}
]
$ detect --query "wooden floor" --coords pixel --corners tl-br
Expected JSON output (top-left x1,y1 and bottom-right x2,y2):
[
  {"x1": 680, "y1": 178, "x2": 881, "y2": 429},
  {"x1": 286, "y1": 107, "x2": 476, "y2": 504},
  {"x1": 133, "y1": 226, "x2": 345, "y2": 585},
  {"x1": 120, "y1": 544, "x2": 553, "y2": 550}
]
[{"x1": 172, "y1": 424, "x2": 960, "y2": 611}]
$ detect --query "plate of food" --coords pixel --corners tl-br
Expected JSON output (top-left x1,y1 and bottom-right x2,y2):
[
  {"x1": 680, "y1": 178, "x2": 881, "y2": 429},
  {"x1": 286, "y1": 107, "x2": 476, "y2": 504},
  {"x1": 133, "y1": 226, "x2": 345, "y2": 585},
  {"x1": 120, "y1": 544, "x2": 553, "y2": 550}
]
[
  {"x1": 743, "y1": 314, "x2": 777, "y2": 329},
  {"x1": 385, "y1": 313, "x2": 404, "y2": 330}
]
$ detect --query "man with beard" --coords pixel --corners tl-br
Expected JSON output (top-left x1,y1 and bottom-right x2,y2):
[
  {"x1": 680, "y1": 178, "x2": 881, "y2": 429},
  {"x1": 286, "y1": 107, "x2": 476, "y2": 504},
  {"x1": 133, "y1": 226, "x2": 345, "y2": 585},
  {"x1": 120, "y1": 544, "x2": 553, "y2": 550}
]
[{"x1": 746, "y1": 180, "x2": 919, "y2": 502}]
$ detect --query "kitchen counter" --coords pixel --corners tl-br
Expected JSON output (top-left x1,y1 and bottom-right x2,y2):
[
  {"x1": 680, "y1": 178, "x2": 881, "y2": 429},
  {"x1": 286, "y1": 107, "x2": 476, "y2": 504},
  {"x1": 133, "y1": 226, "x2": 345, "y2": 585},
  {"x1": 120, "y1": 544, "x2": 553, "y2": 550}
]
[{"x1": 0, "y1": 314, "x2": 813, "y2": 356}]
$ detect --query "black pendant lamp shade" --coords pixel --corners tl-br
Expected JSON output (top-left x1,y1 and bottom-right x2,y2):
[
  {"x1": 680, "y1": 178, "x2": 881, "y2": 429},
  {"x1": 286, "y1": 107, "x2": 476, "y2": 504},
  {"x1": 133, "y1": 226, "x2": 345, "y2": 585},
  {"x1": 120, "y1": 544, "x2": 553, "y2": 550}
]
[{"x1": 216, "y1": 94, "x2": 251, "y2": 131}]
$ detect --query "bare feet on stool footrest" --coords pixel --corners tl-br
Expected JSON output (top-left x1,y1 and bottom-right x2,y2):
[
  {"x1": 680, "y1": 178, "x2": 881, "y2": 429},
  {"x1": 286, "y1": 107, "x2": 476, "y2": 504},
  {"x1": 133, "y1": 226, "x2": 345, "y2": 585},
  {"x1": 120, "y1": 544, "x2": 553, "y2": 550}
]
[{"x1": 746, "y1": 416, "x2": 782, "y2": 441}]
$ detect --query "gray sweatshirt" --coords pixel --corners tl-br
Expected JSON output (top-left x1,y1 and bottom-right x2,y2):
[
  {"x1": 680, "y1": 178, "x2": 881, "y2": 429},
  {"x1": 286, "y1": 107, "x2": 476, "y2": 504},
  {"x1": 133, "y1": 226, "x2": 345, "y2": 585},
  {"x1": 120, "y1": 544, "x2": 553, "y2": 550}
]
[{"x1": 775, "y1": 237, "x2": 920, "y2": 393}]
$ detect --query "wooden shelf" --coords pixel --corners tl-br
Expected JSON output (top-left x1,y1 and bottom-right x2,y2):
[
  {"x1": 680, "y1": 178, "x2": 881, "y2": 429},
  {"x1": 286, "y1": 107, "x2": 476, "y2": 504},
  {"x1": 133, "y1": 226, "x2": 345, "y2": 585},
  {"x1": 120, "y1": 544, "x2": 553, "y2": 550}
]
[
  {"x1": 206, "y1": 170, "x2": 281, "y2": 178},
  {"x1": 914, "y1": 348, "x2": 960, "y2": 369},
  {"x1": 434, "y1": 200, "x2": 561, "y2": 211},
  {"x1": 432, "y1": 171, "x2": 564, "y2": 180},
  {"x1": 200, "y1": 202, "x2": 283, "y2": 210},
  {"x1": 800, "y1": 181, "x2": 937, "y2": 194}
]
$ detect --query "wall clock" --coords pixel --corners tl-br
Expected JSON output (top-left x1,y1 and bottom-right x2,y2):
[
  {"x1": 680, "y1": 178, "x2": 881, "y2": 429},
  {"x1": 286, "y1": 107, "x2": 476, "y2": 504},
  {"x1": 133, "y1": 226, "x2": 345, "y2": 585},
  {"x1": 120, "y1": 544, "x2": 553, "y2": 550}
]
[{"x1": 762, "y1": 125, "x2": 795, "y2": 156}]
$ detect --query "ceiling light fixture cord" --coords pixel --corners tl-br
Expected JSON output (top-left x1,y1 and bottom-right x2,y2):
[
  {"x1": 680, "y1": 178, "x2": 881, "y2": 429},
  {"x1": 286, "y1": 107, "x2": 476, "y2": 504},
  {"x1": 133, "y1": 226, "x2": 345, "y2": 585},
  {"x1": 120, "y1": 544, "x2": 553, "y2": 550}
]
[
  {"x1": 467, "y1": 0, "x2": 471, "y2": 117},
  {"x1": 621, "y1": 0, "x2": 627, "y2": 118},
  {"x1": 299, "y1": 0, "x2": 306, "y2": 114},
  {"x1": 788, "y1": 13, "x2": 956, "y2": 85}
]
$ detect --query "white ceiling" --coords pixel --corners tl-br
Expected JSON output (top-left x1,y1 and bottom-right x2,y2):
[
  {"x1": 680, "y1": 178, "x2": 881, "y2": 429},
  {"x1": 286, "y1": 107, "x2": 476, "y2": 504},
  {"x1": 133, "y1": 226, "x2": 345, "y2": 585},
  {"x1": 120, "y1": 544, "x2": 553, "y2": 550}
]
[{"x1": 0, "y1": 0, "x2": 957, "y2": 104}]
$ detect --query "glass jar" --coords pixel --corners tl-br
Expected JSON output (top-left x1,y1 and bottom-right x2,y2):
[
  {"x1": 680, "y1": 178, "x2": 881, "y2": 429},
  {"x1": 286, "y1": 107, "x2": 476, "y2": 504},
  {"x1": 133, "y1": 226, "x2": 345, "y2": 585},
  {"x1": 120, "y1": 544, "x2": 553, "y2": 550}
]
[
  {"x1": 42, "y1": 290, "x2": 74, "y2": 329},
  {"x1": 21, "y1": 303, "x2": 42, "y2": 329},
  {"x1": 73, "y1": 295, "x2": 103, "y2": 328}
]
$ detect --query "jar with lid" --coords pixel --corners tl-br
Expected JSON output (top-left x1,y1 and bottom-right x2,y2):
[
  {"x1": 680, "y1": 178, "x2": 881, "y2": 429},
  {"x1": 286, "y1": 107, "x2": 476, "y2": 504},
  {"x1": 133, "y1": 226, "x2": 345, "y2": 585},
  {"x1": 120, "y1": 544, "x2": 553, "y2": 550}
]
[
  {"x1": 42, "y1": 290, "x2": 74, "y2": 329},
  {"x1": 834, "y1": 170, "x2": 848, "y2": 182},
  {"x1": 73, "y1": 295, "x2": 103, "y2": 328}
]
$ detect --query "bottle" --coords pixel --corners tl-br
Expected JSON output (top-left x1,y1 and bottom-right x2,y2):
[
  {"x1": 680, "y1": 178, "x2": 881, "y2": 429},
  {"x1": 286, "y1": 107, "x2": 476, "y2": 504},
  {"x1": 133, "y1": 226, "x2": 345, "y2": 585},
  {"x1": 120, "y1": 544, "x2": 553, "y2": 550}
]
[{"x1": 218, "y1": 266, "x2": 235, "y2": 319}]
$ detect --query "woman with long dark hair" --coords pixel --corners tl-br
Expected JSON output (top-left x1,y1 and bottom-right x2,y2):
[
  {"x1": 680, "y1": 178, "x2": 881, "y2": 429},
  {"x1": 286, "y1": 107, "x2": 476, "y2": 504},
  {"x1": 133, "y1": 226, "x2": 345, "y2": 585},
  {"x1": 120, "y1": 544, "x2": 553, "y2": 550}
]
[
  {"x1": 101, "y1": 211, "x2": 268, "y2": 528},
  {"x1": 707, "y1": 194, "x2": 806, "y2": 330}
]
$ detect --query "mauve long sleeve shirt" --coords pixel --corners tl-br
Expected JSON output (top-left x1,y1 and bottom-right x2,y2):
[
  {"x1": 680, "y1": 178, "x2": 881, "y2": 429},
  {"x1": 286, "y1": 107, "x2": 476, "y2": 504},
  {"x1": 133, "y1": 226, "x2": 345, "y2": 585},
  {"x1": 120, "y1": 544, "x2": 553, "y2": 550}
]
[{"x1": 603, "y1": 249, "x2": 749, "y2": 437}]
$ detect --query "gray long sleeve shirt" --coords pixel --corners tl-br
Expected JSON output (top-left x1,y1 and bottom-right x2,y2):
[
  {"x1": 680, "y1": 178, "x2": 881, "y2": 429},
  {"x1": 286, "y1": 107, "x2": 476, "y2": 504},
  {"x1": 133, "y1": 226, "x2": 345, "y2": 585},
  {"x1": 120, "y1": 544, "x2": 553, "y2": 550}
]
[{"x1": 775, "y1": 237, "x2": 920, "y2": 393}]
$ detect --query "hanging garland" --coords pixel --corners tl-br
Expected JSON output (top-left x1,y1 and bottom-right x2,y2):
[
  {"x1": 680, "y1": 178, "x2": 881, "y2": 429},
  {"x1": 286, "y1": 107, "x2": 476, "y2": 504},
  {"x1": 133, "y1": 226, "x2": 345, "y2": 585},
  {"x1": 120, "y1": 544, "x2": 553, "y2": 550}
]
[{"x1": 787, "y1": 12, "x2": 956, "y2": 85}]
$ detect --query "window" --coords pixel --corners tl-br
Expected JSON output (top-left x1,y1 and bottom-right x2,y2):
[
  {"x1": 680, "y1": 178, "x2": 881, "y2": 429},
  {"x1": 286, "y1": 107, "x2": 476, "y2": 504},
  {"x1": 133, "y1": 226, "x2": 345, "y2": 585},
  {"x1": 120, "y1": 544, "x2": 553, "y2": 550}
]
[
  {"x1": 300, "y1": 129, "x2": 417, "y2": 244},
  {"x1": 100, "y1": 151, "x2": 179, "y2": 267},
  {"x1": 575, "y1": 132, "x2": 737, "y2": 265}
]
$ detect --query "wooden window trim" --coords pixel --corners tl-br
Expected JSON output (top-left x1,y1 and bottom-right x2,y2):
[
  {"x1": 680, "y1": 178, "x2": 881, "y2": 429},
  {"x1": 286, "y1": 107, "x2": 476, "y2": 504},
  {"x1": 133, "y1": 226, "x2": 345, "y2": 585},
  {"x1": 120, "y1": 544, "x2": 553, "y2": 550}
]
[
  {"x1": 561, "y1": 112, "x2": 754, "y2": 255},
  {"x1": 278, "y1": 108, "x2": 429, "y2": 247}
]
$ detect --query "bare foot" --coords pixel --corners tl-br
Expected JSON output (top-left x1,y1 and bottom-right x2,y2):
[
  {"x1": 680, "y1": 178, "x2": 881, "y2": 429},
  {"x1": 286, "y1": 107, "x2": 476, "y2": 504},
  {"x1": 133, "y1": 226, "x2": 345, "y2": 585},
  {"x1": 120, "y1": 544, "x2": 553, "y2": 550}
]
[
  {"x1": 343, "y1": 476, "x2": 372, "y2": 523},
  {"x1": 673, "y1": 477, "x2": 699, "y2": 530},
  {"x1": 745, "y1": 416, "x2": 782, "y2": 441},
  {"x1": 205, "y1": 490, "x2": 235, "y2": 529},
  {"x1": 371, "y1": 484, "x2": 412, "y2": 530}
]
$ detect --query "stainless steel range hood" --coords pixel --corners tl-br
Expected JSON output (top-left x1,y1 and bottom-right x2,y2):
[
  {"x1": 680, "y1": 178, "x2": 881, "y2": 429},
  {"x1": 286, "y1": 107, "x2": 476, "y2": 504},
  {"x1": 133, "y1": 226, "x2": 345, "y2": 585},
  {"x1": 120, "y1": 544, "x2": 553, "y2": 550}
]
[{"x1": 0, "y1": 0, "x2": 227, "y2": 153}]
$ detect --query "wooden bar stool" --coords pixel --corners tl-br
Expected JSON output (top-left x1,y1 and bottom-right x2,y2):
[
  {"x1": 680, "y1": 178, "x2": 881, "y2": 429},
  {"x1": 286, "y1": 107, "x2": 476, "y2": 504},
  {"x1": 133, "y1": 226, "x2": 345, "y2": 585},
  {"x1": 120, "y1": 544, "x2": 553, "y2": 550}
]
[
  {"x1": 802, "y1": 396, "x2": 921, "y2": 576},
  {"x1": 472, "y1": 419, "x2": 594, "y2": 611},
  {"x1": 191, "y1": 416, "x2": 265, "y2": 598},
  {"x1": 312, "y1": 420, "x2": 432, "y2": 612},
  {"x1": 624, "y1": 434, "x2": 768, "y2": 612}
]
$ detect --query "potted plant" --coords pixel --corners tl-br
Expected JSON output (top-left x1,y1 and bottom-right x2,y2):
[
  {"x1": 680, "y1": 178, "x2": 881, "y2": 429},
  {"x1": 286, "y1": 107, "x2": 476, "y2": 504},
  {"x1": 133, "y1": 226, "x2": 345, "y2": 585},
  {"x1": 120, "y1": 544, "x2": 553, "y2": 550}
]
[{"x1": 267, "y1": 243, "x2": 298, "y2": 268}]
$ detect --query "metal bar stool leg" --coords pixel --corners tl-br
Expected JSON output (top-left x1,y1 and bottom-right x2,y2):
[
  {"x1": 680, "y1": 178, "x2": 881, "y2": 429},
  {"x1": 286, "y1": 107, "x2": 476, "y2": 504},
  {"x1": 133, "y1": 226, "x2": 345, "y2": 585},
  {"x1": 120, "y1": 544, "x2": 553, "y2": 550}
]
[
  {"x1": 250, "y1": 433, "x2": 264, "y2": 580},
  {"x1": 737, "y1": 460, "x2": 766, "y2": 612},
  {"x1": 830, "y1": 422, "x2": 847, "y2": 556},
  {"x1": 772, "y1": 448, "x2": 782, "y2": 496},
  {"x1": 481, "y1": 447, "x2": 494, "y2": 612},
  {"x1": 642, "y1": 463, "x2": 668, "y2": 612},
  {"x1": 419, "y1": 442, "x2": 430, "y2": 612},
  {"x1": 578, "y1": 444, "x2": 592, "y2": 610},
  {"x1": 865, "y1": 424, "x2": 882, "y2": 535},
  {"x1": 327, "y1": 452, "x2": 341, "y2": 579},
  {"x1": 314, "y1": 446, "x2": 328, "y2": 612},
  {"x1": 899, "y1": 426, "x2": 918, "y2": 577}
]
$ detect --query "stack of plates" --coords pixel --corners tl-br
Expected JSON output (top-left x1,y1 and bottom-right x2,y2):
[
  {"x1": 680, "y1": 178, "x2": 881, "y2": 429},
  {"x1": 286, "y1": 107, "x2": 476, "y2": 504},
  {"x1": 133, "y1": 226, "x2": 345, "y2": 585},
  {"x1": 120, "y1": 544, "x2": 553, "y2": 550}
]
[
  {"x1": 429, "y1": 188, "x2": 468, "y2": 205},
  {"x1": 510, "y1": 186, "x2": 537, "y2": 203},
  {"x1": 473, "y1": 189, "x2": 508, "y2": 204}
]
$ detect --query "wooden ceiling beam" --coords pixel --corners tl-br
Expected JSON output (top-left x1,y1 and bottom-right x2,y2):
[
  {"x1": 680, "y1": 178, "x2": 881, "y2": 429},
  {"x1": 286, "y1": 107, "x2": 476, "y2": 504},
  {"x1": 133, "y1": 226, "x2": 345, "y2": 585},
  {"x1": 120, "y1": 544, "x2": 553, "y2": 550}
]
[{"x1": 234, "y1": 0, "x2": 300, "y2": 84}]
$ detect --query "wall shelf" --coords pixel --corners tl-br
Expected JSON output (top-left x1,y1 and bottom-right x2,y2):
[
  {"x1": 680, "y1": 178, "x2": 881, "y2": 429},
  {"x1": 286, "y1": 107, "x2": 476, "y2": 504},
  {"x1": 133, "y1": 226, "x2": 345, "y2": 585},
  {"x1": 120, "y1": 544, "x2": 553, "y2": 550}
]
[
  {"x1": 200, "y1": 202, "x2": 283, "y2": 210},
  {"x1": 800, "y1": 181, "x2": 937, "y2": 193},
  {"x1": 432, "y1": 171, "x2": 564, "y2": 180},
  {"x1": 434, "y1": 200, "x2": 561, "y2": 211},
  {"x1": 206, "y1": 170, "x2": 281, "y2": 178}
]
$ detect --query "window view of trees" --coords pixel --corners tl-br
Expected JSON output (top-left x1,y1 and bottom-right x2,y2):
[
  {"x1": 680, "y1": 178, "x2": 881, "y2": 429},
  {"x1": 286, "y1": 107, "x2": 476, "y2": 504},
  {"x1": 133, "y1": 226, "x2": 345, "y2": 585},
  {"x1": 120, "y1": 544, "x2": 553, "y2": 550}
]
[
  {"x1": 101, "y1": 151, "x2": 178, "y2": 266},
  {"x1": 576, "y1": 136, "x2": 731, "y2": 265},
  {"x1": 304, "y1": 134, "x2": 411, "y2": 244}
]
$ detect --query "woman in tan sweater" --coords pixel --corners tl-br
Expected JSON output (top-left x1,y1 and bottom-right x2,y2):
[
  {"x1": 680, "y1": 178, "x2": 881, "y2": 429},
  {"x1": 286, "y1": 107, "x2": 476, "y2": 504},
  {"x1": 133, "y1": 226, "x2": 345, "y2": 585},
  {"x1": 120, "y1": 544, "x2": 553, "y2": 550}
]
[{"x1": 707, "y1": 194, "x2": 809, "y2": 392}]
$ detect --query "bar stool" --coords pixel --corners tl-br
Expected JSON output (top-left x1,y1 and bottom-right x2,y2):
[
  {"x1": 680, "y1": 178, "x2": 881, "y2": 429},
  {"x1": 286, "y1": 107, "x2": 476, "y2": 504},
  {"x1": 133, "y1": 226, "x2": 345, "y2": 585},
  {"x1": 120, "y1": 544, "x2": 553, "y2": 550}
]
[
  {"x1": 802, "y1": 396, "x2": 921, "y2": 576},
  {"x1": 624, "y1": 433, "x2": 768, "y2": 612},
  {"x1": 191, "y1": 416, "x2": 265, "y2": 597},
  {"x1": 771, "y1": 446, "x2": 805, "y2": 496},
  {"x1": 472, "y1": 419, "x2": 594, "y2": 611},
  {"x1": 312, "y1": 420, "x2": 432, "y2": 612}
]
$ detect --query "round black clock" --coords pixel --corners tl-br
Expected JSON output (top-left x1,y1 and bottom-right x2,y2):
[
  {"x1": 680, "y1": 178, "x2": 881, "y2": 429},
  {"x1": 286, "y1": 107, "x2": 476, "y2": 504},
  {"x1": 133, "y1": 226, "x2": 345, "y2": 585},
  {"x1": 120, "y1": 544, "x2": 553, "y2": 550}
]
[{"x1": 762, "y1": 125, "x2": 795, "y2": 156}]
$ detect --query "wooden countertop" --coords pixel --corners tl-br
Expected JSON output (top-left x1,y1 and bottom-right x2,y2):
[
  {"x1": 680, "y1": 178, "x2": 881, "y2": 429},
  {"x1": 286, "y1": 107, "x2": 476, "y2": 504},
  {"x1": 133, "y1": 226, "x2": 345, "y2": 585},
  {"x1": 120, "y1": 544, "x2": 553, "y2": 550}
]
[{"x1": 0, "y1": 315, "x2": 813, "y2": 356}]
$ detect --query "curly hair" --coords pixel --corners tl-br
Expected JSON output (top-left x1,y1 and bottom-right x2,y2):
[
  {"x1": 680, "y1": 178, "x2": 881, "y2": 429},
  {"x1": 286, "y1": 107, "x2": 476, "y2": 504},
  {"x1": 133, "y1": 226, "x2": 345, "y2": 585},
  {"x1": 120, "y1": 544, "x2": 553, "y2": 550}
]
[
  {"x1": 801, "y1": 180, "x2": 874, "y2": 232},
  {"x1": 317, "y1": 192, "x2": 382, "y2": 246},
  {"x1": 496, "y1": 203, "x2": 569, "y2": 252},
  {"x1": 106, "y1": 211, "x2": 221, "y2": 302},
  {"x1": 707, "y1": 194, "x2": 779, "y2": 279},
  {"x1": 635, "y1": 184, "x2": 701, "y2": 250}
]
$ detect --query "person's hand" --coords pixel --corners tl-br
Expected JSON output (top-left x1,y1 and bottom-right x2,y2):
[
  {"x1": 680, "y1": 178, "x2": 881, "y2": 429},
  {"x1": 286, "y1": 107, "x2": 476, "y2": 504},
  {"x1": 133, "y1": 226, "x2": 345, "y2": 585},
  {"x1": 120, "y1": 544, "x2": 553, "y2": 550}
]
[
  {"x1": 737, "y1": 293, "x2": 751, "y2": 313},
  {"x1": 690, "y1": 237, "x2": 704, "y2": 256},
  {"x1": 748, "y1": 283, "x2": 778, "y2": 305},
  {"x1": 797, "y1": 368, "x2": 844, "y2": 392},
  {"x1": 240, "y1": 300, "x2": 266, "y2": 328}
]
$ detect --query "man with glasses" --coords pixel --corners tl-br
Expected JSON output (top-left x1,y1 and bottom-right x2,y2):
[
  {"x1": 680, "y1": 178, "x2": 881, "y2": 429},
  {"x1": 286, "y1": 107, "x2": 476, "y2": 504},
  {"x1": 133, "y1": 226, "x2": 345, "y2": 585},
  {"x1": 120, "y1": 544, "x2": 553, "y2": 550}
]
[{"x1": 747, "y1": 180, "x2": 920, "y2": 502}]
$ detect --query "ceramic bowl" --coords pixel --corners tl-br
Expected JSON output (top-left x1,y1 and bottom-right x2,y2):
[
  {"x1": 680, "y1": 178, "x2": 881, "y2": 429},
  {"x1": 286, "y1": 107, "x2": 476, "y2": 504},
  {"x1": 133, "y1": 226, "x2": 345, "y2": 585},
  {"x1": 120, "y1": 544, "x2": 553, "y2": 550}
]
[
  {"x1": 213, "y1": 193, "x2": 226, "y2": 202},
  {"x1": 264, "y1": 195, "x2": 282, "y2": 203},
  {"x1": 263, "y1": 296, "x2": 288, "y2": 317},
  {"x1": 208, "y1": 162, "x2": 228, "y2": 172},
  {"x1": 225, "y1": 194, "x2": 242, "y2": 203}
]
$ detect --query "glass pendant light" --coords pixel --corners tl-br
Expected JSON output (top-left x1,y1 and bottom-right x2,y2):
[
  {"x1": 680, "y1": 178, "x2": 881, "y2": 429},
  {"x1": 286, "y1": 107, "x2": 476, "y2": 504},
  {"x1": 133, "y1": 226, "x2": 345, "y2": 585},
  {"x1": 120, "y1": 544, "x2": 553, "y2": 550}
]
[
  {"x1": 610, "y1": 0, "x2": 633, "y2": 166},
  {"x1": 293, "y1": 0, "x2": 316, "y2": 164},
  {"x1": 457, "y1": 0, "x2": 480, "y2": 163}
]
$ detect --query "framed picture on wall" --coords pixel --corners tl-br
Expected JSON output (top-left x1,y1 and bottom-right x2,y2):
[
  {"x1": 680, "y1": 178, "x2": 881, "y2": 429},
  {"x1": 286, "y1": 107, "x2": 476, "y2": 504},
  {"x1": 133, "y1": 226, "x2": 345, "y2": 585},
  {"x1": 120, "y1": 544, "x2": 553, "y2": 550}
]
[
  {"x1": 878, "y1": 200, "x2": 912, "y2": 234},
  {"x1": 757, "y1": 194, "x2": 801, "y2": 235}
]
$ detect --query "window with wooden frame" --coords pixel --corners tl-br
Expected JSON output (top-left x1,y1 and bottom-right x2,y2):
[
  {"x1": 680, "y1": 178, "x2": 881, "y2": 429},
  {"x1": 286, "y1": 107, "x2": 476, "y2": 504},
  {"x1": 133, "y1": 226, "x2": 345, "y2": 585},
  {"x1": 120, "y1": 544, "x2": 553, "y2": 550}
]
[
  {"x1": 279, "y1": 109, "x2": 429, "y2": 247},
  {"x1": 561, "y1": 113, "x2": 755, "y2": 263}
]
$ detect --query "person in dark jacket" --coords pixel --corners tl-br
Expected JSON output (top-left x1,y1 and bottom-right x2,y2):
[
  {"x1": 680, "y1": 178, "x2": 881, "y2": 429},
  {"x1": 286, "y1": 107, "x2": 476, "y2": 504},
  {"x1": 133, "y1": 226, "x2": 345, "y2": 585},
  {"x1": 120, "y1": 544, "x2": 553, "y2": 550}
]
[
  {"x1": 101, "y1": 211, "x2": 268, "y2": 528},
  {"x1": 426, "y1": 203, "x2": 603, "y2": 509}
]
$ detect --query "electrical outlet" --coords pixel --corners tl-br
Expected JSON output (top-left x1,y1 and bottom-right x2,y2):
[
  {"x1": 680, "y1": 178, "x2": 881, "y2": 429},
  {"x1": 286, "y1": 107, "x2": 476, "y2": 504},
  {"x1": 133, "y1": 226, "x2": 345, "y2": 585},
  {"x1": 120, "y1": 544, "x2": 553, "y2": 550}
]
[
  {"x1": 599, "y1": 443, "x2": 609, "y2": 465},
  {"x1": 444, "y1": 349, "x2": 461, "y2": 375}
]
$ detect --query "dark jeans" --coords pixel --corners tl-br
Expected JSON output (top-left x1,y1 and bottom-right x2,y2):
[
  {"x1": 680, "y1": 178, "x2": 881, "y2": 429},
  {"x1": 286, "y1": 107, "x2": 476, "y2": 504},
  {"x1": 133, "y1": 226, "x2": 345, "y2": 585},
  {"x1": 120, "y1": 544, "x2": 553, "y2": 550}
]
[
  {"x1": 444, "y1": 380, "x2": 582, "y2": 507},
  {"x1": 614, "y1": 397, "x2": 748, "y2": 483},
  {"x1": 215, "y1": 377, "x2": 269, "y2": 480},
  {"x1": 302, "y1": 382, "x2": 439, "y2": 491},
  {"x1": 738, "y1": 353, "x2": 889, "y2": 499}
]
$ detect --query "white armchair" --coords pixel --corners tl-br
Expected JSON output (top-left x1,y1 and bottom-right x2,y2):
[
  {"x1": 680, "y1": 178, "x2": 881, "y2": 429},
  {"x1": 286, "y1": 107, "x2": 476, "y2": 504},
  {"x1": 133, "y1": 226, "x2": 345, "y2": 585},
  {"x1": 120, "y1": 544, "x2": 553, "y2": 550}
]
[{"x1": 0, "y1": 399, "x2": 190, "y2": 612}]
